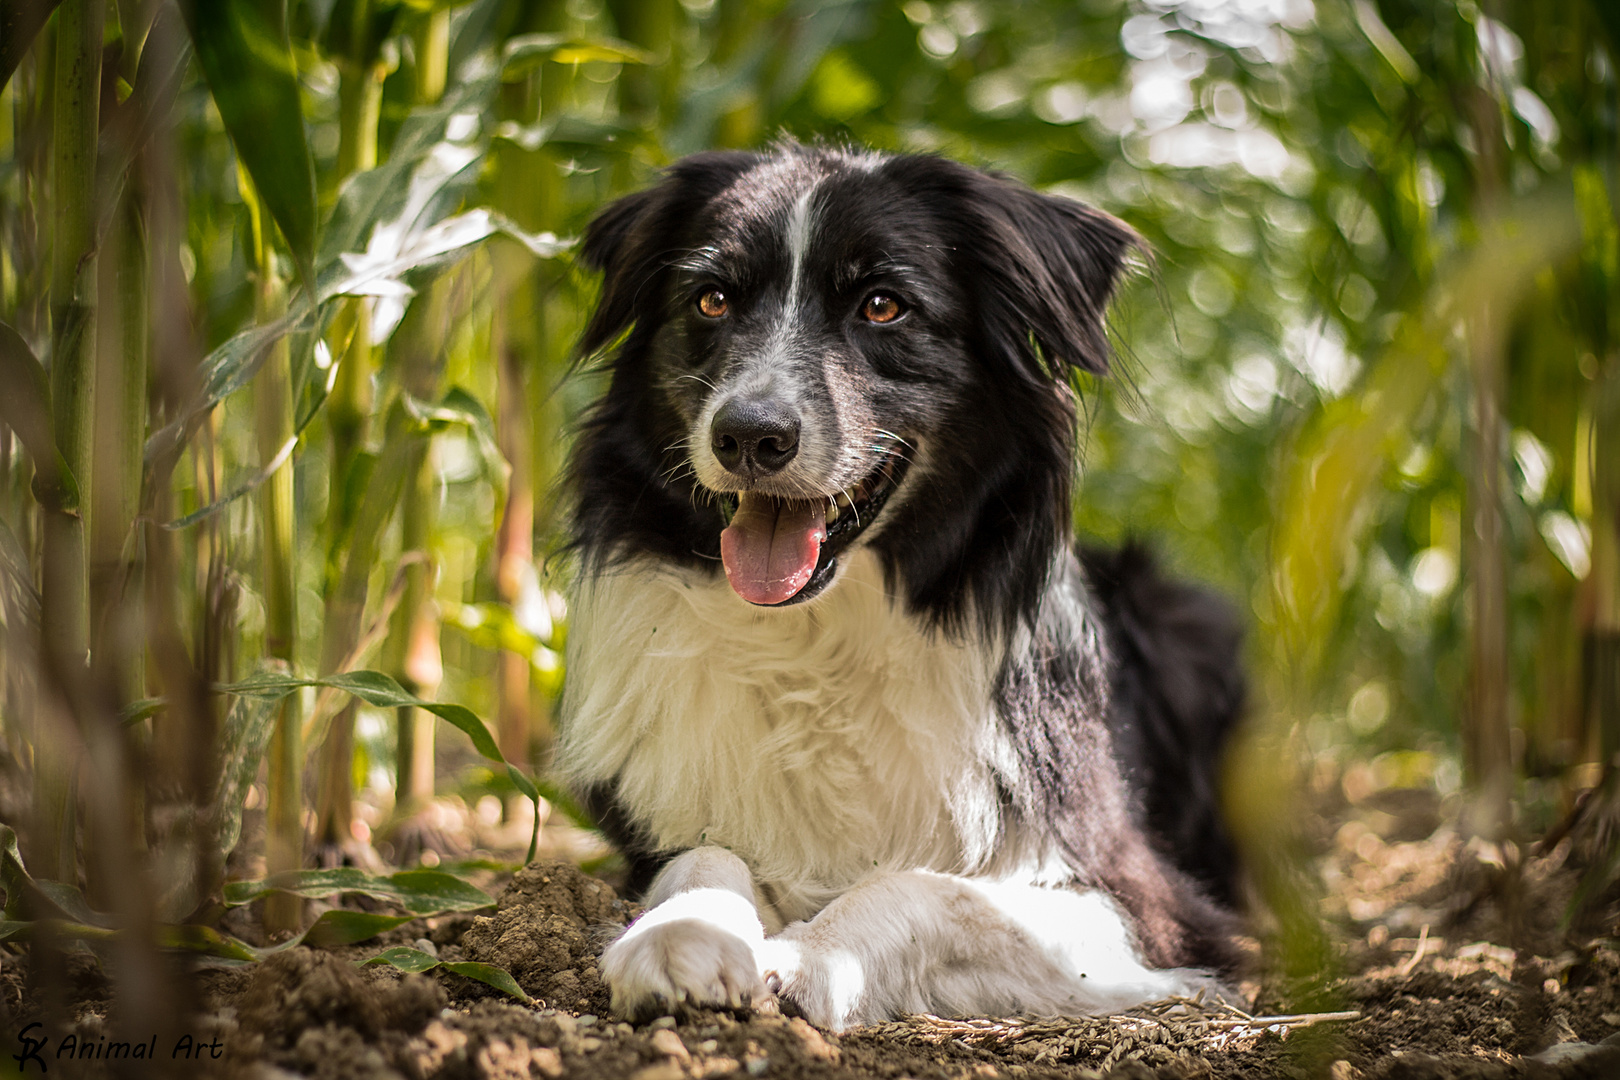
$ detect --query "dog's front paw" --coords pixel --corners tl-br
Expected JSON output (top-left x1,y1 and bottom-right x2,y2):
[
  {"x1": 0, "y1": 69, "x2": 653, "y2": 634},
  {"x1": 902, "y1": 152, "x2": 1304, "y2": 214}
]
[
  {"x1": 759, "y1": 936, "x2": 870, "y2": 1032},
  {"x1": 601, "y1": 892, "x2": 771, "y2": 1020}
]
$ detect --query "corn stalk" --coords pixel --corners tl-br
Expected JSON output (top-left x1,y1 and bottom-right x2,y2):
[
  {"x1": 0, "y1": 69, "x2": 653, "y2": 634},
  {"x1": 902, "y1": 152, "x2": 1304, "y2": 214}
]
[
  {"x1": 315, "y1": 0, "x2": 389, "y2": 859},
  {"x1": 35, "y1": 0, "x2": 104, "y2": 883},
  {"x1": 381, "y1": 7, "x2": 451, "y2": 845},
  {"x1": 241, "y1": 166, "x2": 303, "y2": 932}
]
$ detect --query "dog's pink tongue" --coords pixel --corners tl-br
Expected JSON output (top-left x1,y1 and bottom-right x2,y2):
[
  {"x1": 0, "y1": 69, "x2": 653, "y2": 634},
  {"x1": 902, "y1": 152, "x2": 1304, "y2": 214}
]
[{"x1": 720, "y1": 493, "x2": 826, "y2": 605}]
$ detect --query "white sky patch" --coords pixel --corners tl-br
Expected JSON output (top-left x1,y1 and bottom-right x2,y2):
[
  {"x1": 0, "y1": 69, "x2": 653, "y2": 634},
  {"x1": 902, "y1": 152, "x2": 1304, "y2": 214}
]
[
  {"x1": 1475, "y1": 15, "x2": 1524, "y2": 85},
  {"x1": 1122, "y1": 1, "x2": 1314, "y2": 181},
  {"x1": 1512, "y1": 429, "x2": 1553, "y2": 505},
  {"x1": 1540, "y1": 511, "x2": 1590, "y2": 579},
  {"x1": 1147, "y1": 123, "x2": 1303, "y2": 182},
  {"x1": 1411, "y1": 547, "x2": 1458, "y2": 598},
  {"x1": 1511, "y1": 86, "x2": 1559, "y2": 148},
  {"x1": 1284, "y1": 318, "x2": 1361, "y2": 397},
  {"x1": 1034, "y1": 82, "x2": 1088, "y2": 125}
]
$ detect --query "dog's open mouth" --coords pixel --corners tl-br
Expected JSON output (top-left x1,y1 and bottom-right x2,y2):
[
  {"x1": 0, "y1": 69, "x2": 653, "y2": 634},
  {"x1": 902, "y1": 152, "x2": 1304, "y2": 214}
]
[{"x1": 717, "y1": 451, "x2": 911, "y2": 606}]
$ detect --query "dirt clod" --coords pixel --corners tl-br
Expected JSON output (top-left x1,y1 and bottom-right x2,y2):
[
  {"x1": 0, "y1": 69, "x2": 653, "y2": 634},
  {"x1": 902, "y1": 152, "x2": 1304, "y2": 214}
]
[
  {"x1": 231, "y1": 947, "x2": 446, "y2": 1078},
  {"x1": 456, "y1": 861, "x2": 636, "y2": 1014}
]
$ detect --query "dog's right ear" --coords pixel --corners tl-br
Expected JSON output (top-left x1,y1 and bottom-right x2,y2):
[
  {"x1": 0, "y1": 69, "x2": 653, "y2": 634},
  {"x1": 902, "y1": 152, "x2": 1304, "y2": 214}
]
[{"x1": 578, "y1": 151, "x2": 761, "y2": 358}]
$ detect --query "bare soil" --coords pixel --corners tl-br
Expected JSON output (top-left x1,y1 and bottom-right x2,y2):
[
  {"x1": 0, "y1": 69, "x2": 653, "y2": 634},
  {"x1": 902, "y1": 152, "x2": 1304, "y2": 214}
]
[{"x1": 4, "y1": 793, "x2": 1620, "y2": 1080}]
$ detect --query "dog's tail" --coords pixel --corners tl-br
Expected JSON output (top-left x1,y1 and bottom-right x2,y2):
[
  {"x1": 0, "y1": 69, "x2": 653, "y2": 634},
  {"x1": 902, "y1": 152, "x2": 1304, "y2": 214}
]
[{"x1": 1080, "y1": 541, "x2": 1246, "y2": 907}]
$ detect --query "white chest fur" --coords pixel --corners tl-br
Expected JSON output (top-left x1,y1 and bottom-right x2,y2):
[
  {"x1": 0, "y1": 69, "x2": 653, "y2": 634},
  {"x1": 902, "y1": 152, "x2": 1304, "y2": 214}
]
[{"x1": 560, "y1": 551, "x2": 1028, "y2": 922}]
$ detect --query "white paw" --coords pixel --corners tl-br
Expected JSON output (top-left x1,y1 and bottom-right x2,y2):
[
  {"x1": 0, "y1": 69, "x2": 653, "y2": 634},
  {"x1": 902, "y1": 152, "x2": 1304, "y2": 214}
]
[
  {"x1": 601, "y1": 890, "x2": 770, "y2": 1019},
  {"x1": 760, "y1": 936, "x2": 869, "y2": 1032}
]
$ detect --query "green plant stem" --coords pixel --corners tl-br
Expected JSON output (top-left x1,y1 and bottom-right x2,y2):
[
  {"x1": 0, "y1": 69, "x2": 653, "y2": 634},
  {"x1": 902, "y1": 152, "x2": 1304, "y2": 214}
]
[
  {"x1": 1462, "y1": 87, "x2": 1512, "y2": 841},
  {"x1": 88, "y1": 197, "x2": 146, "y2": 699},
  {"x1": 384, "y1": 304, "x2": 446, "y2": 820},
  {"x1": 386, "y1": 434, "x2": 438, "y2": 818},
  {"x1": 1590, "y1": 359, "x2": 1620, "y2": 762},
  {"x1": 412, "y1": 8, "x2": 449, "y2": 107},
  {"x1": 35, "y1": 0, "x2": 104, "y2": 883},
  {"x1": 605, "y1": 0, "x2": 678, "y2": 127},
  {"x1": 382, "y1": 8, "x2": 453, "y2": 831},
  {"x1": 315, "y1": 405, "x2": 416, "y2": 853},
  {"x1": 484, "y1": 43, "x2": 566, "y2": 781},
  {"x1": 82, "y1": 186, "x2": 148, "y2": 911},
  {"x1": 315, "y1": 28, "x2": 389, "y2": 858},
  {"x1": 243, "y1": 169, "x2": 303, "y2": 933}
]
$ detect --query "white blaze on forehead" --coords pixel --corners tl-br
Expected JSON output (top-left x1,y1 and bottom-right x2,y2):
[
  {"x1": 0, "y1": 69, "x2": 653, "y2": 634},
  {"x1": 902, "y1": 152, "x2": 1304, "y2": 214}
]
[
  {"x1": 728, "y1": 181, "x2": 820, "y2": 399},
  {"x1": 783, "y1": 183, "x2": 818, "y2": 320}
]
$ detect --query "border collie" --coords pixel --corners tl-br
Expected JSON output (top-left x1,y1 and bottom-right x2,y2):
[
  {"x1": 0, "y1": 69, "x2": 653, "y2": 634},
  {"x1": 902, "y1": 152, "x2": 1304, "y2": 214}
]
[{"x1": 558, "y1": 142, "x2": 1246, "y2": 1031}]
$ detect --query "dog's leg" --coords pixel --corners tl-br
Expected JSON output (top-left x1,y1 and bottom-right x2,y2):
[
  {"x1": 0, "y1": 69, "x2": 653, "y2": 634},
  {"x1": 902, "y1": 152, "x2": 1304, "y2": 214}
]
[
  {"x1": 600, "y1": 847, "x2": 773, "y2": 1019},
  {"x1": 759, "y1": 872, "x2": 1222, "y2": 1031}
]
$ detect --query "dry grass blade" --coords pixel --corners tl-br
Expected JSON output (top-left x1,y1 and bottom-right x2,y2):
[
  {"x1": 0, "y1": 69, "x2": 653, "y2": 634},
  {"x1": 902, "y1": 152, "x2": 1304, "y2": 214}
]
[{"x1": 869, "y1": 999, "x2": 1362, "y2": 1063}]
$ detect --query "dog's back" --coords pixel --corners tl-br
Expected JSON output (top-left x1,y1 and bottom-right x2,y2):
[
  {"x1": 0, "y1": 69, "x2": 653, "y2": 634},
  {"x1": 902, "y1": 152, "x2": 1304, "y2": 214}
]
[{"x1": 1082, "y1": 542, "x2": 1246, "y2": 907}]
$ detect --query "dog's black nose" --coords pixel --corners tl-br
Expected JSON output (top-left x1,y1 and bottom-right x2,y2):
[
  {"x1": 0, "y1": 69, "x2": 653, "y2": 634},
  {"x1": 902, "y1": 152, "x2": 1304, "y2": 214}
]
[{"x1": 711, "y1": 397, "x2": 801, "y2": 475}]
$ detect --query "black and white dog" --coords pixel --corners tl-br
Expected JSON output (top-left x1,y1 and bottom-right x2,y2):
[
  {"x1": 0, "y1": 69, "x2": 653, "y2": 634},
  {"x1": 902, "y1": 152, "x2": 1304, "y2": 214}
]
[{"x1": 558, "y1": 142, "x2": 1246, "y2": 1031}]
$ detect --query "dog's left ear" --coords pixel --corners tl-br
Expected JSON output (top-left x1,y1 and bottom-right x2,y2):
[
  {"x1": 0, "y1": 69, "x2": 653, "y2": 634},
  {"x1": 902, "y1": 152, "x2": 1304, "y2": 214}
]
[
  {"x1": 894, "y1": 158, "x2": 1138, "y2": 380},
  {"x1": 968, "y1": 172, "x2": 1139, "y2": 379}
]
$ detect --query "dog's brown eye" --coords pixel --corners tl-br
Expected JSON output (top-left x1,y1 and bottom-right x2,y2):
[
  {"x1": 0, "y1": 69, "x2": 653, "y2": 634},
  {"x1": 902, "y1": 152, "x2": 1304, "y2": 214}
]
[
  {"x1": 862, "y1": 294, "x2": 902, "y2": 324},
  {"x1": 698, "y1": 289, "x2": 728, "y2": 318}
]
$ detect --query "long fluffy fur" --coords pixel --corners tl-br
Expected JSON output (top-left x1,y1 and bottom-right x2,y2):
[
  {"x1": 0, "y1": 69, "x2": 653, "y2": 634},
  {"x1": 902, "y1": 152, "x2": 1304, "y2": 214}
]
[{"x1": 560, "y1": 142, "x2": 1246, "y2": 1028}]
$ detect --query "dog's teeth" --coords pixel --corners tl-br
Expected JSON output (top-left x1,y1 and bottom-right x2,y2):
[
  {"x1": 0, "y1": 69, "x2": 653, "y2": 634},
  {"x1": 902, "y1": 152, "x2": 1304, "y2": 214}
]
[{"x1": 826, "y1": 501, "x2": 841, "y2": 524}]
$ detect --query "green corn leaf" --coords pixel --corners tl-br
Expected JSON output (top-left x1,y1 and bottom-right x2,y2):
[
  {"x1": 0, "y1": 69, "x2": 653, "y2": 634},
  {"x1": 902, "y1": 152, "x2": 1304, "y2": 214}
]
[
  {"x1": 1, "y1": 823, "x2": 415, "y2": 960},
  {"x1": 403, "y1": 386, "x2": 509, "y2": 495},
  {"x1": 143, "y1": 305, "x2": 312, "y2": 471},
  {"x1": 439, "y1": 962, "x2": 530, "y2": 1002},
  {"x1": 361, "y1": 947, "x2": 530, "y2": 1001},
  {"x1": 443, "y1": 601, "x2": 550, "y2": 658},
  {"x1": 158, "y1": 923, "x2": 263, "y2": 963},
  {"x1": 0, "y1": 826, "x2": 110, "y2": 927},
  {"x1": 319, "y1": 69, "x2": 500, "y2": 272},
  {"x1": 501, "y1": 33, "x2": 653, "y2": 80},
  {"x1": 1, "y1": 825, "x2": 30, "y2": 920},
  {"x1": 385, "y1": 869, "x2": 495, "y2": 913},
  {"x1": 119, "y1": 697, "x2": 167, "y2": 725},
  {"x1": 222, "y1": 867, "x2": 493, "y2": 914},
  {"x1": 301, "y1": 909, "x2": 418, "y2": 947},
  {"x1": 490, "y1": 115, "x2": 638, "y2": 154},
  {"x1": 0, "y1": 320, "x2": 78, "y2": 514},
  {"x1": 161, "y1": 431, "x2": 299, "y2": 531},
  {"x1": 363, "y1": 945, "x2": 442, "y2": 973},
  {"x1": 33, "y1": 881, "x2": 107, "y2": 928},
  {"x1": 0, "y1": 517, "x2": 40, "y2": 641},
  {"x1": 0, "y1": 0, "x2": 65, "y2": 93},
  {"x1": 213, "y1": 684, "x2": 287, "y2": 862},
  {"x1": 182, "y1": 0, "x2": 318, "y2": 288},
  {"x1": 212, "y1": 668, "x2": 567, "y2": 860}
]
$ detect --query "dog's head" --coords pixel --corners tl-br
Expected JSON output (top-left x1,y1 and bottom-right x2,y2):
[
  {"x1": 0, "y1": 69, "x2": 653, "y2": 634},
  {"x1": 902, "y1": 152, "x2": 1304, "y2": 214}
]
[{"x1": 572, "y1": 142, "x2": 1137, "y2": 632}]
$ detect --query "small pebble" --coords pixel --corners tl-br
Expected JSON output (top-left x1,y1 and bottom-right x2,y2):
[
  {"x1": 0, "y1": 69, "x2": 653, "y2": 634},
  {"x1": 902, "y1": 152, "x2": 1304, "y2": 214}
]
[
  {"x1": 413, "y1": 938, "x2": 439, "y2": 957},
  {"x1": 577, "y1": 1015, "x2": 598, "y2": 1026},
  {"x1": 649, "y1": 1016, "x2": 677, "y2": 1030},
  {"x1": 651, "y1": 1029, "x2": 690, "y2": 1063},
  {"x1": 616, "y1": 1022, "x2": 634, "y2": 1037}
]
